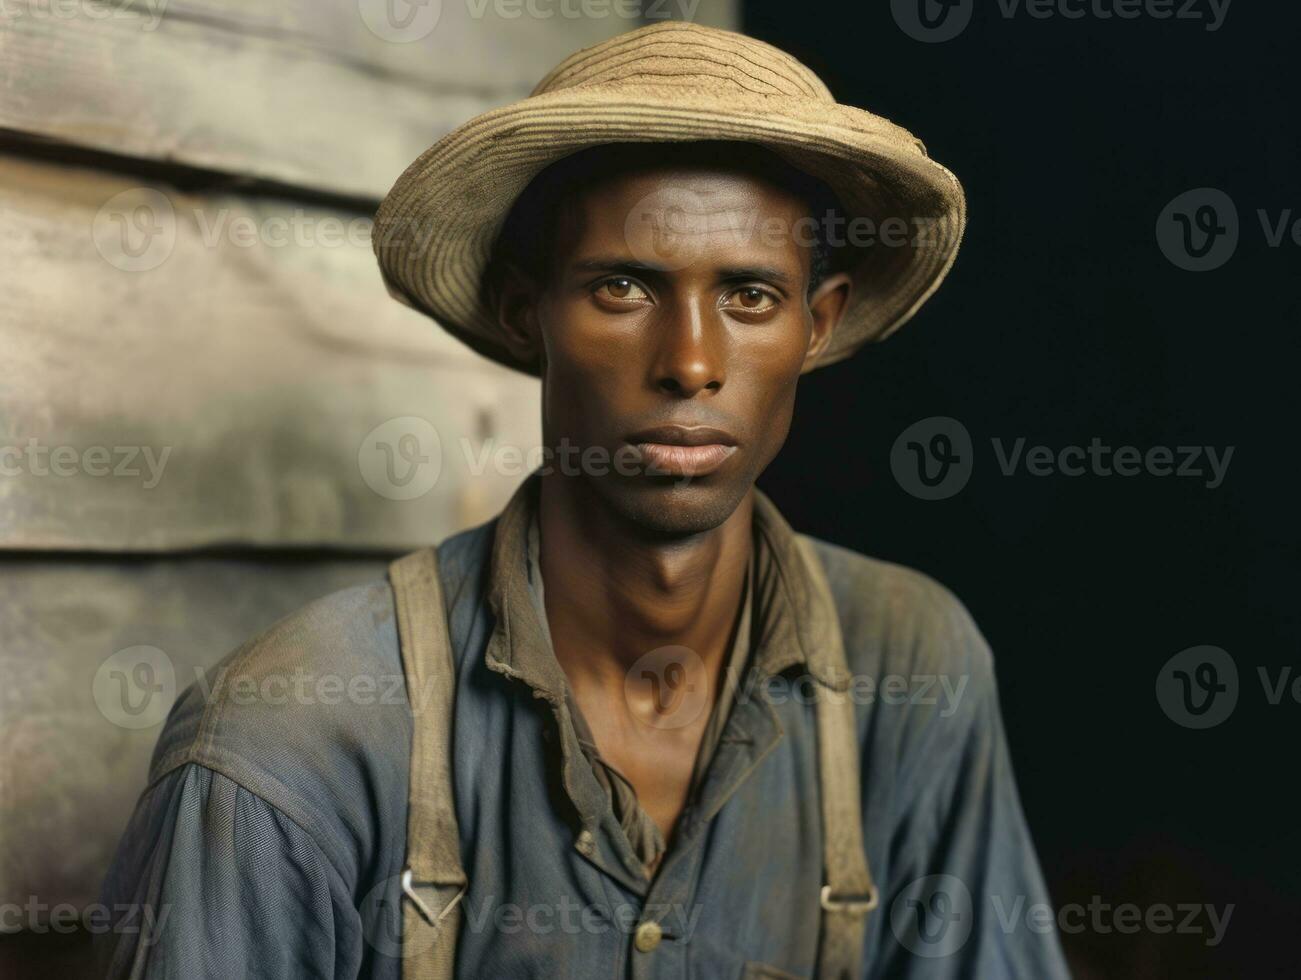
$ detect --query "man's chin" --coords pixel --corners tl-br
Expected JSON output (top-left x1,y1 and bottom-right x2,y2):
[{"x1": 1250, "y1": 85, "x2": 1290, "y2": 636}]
[{"x1": 602, "y1": 475, "x2": 751, "y2": 538}]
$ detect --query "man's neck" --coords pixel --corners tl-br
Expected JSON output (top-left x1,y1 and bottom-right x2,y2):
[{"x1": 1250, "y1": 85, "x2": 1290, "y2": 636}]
[{"x1": 536, "y1": 473, "x2": 754, "y2": 699}]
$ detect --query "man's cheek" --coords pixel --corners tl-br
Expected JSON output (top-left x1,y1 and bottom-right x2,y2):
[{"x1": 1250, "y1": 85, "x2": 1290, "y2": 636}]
[{"x1": 756, "y1": 395, "x2": 797, "y2": 453}]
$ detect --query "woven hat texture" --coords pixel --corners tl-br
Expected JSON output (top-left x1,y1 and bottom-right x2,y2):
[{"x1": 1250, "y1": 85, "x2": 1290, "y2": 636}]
[{"x1": 373, "y1": 21, "x2": 966, "y2": 374}]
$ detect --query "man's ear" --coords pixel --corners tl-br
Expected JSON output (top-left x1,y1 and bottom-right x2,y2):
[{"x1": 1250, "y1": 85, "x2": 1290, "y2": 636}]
[
  {"x1": 802, "y1": 271, "x2": 853, "y2": 372},
  {"x1": 492, "y1": 261, "x2": 543, "y2": 366}
]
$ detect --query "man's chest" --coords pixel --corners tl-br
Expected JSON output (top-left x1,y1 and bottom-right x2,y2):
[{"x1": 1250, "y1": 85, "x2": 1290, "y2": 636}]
[{"x1": 447, "y1": 666, "x2": 826, "y2": 980}]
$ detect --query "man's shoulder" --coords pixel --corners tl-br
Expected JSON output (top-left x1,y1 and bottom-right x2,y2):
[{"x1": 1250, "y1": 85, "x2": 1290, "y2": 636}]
[
  {"x1": 150, "y1": 575, "x2": 406, "y2": 777},
  {"x1": 144, "y1": 522, "x2": 498, "y2": 852},
  {"x1": 801, "y1": 534, "x2": 994, "y2": 685}
]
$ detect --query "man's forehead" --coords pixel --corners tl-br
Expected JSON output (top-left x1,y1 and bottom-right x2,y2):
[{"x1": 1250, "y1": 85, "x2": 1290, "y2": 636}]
[
  {"x1": 575, "y1": 164, "x2": 811, "y2": 218},
  {"x1": 561, "y1": 165, "x2": 815, "y2": 273}
]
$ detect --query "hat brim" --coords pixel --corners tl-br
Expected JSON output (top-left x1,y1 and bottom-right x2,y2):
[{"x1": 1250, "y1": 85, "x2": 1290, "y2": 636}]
[{"x1": 373, "y1": 83, "x2": 966, "y2": 376}]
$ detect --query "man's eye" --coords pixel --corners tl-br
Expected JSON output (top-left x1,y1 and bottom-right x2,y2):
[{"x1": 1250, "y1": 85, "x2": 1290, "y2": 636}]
[
  {"x1": 594, "y1": 277, "x2": 650, "y2": 302},
  {"x1": 723, "y1": 286, "x2": 778, "y2": 313}
]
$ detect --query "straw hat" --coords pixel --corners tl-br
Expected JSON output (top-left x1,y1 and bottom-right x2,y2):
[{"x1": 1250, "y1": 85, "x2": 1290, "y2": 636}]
[{"x1": 373, "y1": 21, "x2": 966, "y2": 375}]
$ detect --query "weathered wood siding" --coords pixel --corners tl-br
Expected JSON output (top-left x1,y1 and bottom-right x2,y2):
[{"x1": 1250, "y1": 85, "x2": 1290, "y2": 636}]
[
  {"x1": 0, "y1": 154, "x2": 540, "y2": 551},
  {"x1": 0, "y1": 1, "x2": 739, "y2": 973}
]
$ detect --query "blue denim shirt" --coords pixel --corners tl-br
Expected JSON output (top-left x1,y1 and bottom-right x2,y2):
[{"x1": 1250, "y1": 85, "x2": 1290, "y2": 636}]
[{"x1": 98, "y1": 480, "x2": 1069, "y2": 979}]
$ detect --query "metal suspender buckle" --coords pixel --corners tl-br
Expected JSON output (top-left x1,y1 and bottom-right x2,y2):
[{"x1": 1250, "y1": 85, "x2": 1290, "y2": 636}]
[
  {"x1": 820, "y1": 884, "x2": 879, "y2": 915},
  {"x1": 401, "y1": 867, "x2": 467, "y2": 927}
]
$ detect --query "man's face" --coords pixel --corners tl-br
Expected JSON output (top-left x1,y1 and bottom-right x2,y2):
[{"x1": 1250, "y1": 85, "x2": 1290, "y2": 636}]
[{"x1": 506, "y1": 163, "x2": 849, "y2": 537}]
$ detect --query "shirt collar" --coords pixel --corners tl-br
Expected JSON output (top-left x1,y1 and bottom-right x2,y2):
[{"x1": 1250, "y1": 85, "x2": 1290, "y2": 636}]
[{"x1": 482, "y1": 473, "x2": 849, "y2": 698}]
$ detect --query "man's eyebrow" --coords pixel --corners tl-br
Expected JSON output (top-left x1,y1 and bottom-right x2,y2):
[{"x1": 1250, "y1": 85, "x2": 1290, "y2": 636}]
[
  {"x1": 569, "y1": 257, "x2": 665, "y2": 275},
  {"x1": 716, "y1": 265, "x2": 794, "y2": 286},
  {"x1": 570, "y1": 256, "x2": 795, "y2": 285}
]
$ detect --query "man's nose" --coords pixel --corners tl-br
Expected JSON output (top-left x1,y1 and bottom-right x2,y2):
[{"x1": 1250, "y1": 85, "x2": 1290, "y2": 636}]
[{"x1": 652, "y1": 301, "x2": 725, "y2": 397}]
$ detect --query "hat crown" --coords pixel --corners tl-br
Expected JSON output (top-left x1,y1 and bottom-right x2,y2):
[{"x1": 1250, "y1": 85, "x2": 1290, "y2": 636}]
[{"x1": 530, "y1": 21, "x2": 835, "y2": 103}]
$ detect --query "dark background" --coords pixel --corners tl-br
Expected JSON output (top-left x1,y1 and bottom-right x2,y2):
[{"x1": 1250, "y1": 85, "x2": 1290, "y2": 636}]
[{"x1": 752, "y1": 1, "x2": 1298, "y2": 975}]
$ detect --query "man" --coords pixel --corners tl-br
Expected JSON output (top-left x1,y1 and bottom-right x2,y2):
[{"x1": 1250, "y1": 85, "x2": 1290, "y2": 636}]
[{"x1": 100, "y1": 21, "x2": 1069, "y2": 979}]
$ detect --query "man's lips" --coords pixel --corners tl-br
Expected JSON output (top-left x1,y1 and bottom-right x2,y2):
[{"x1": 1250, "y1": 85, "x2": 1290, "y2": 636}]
[{"x1": 624, "y1": 425, "x2": 738, "y2": 477}]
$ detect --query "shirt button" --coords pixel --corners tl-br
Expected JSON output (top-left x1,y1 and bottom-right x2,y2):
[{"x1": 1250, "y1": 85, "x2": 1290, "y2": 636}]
[{"x1": 634, "y1": 920, "x2": 663, "y2": 952}]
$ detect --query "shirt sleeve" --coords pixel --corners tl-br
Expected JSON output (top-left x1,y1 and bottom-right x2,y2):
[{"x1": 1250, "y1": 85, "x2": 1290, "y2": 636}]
[
  {"x1": 96, "y1": 762, "x2": 365, "y2": 980},
  {"x1": 866, "y1": 595, "x2": 1072, "y2": 979}
]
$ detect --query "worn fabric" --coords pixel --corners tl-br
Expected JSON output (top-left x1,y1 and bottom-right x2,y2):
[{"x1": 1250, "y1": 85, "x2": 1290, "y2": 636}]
[
  {"x1": 98, "y1": 476, "x2": 1070, "y2": 979},
  {"x1": 527, "y1": 504, "x2": 757, "y2": 879}
]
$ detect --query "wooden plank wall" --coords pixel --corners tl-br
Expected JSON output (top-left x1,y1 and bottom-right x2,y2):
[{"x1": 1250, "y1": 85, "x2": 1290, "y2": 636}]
[
  {"x1": 0, "y1": 154, "x2": 542, "y2": 551},
  {"x1": 0, "y1": 1, "x2": 738, "y2": 973}
]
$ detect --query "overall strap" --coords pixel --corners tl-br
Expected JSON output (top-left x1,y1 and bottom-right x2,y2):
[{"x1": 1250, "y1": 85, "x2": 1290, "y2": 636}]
[
  {"x1": 796, "y1": 537, "x2": 879, "y2": 980},
  {"x1": 389, "y1": 548, "x2": 466, "y2": 980}
]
